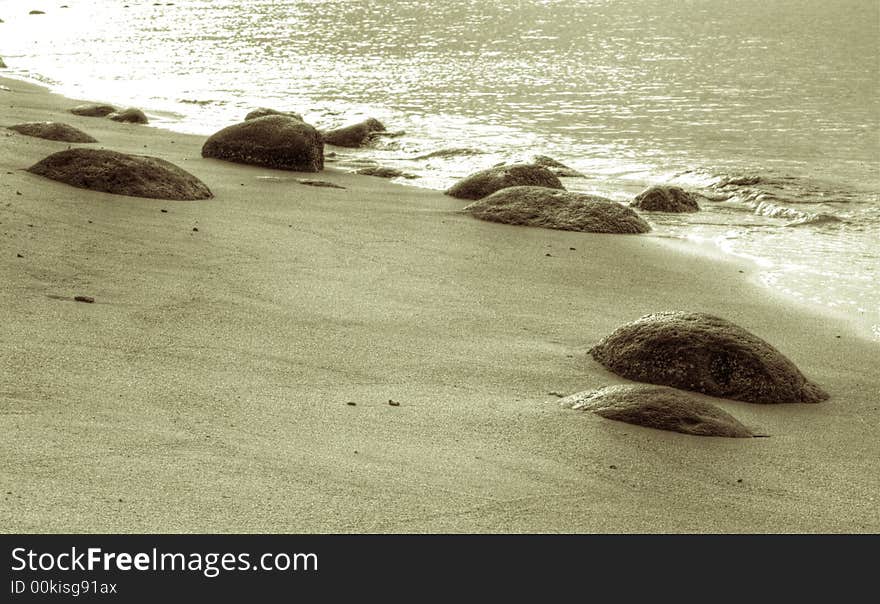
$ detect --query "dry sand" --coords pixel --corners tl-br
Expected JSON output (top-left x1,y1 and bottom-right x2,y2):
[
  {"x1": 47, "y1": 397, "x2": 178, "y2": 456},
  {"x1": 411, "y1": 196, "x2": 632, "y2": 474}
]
[{"x1": 1, "y1": 77, "x2": 878, "y2": 533}]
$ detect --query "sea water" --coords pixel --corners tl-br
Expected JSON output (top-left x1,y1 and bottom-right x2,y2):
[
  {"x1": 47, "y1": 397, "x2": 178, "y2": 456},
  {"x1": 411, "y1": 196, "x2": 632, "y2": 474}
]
[{"x1": 1, "y1": 0, "x2": 878, "y2": 337}]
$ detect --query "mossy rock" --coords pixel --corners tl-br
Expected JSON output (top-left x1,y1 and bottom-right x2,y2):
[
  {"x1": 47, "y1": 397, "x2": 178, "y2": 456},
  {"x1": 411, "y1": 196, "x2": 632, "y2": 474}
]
[
  {"x1": 70, "y1": 103, "x2": 117, "y2": 118},
  {"x1": 462, "y1": 186, "x2": 651, "y2": 234},
  {"x1": 202, "y1": 115, "x2": 323, "y2": 172},
  {"x1": 108, "y1": 107, "x2": 148, "y2": 124},
  {"x1": 560, "y1": 384, "x2": 754, "y2": 437},
  {"x1": 245, "y1": 107, "x2": 304, "y2": 122},
  {"x1": 590, "y1": 311, "x2": 828, "y2": 404},
  {"x1": 631, "y1": 185, "x2": 700, "y2": 212},
  {"x1": 8, "y1": 122, "x2": 97, "y2": 143},
  {"x1": 321, "y1": 118, "x2": 385, "y2": 147},
  {"x1": 28, "y1": 148, "x2": 212, "y2": 200},
  {"x1": 446, "y1": 163, "x2": 564, "y2": 200}
]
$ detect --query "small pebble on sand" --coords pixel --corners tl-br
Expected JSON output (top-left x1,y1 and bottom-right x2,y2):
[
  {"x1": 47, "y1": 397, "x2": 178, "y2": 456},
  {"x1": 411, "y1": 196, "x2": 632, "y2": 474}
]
[{"x1": 74, "y1": 296, "x2": 95, "y2": 303}]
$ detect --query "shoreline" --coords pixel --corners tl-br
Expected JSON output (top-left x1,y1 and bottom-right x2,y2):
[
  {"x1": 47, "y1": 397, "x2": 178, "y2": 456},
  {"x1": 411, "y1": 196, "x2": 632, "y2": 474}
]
[
  {"x1": 4, "y1": 69, "x2": 875, "y2": 341},
  {"x1": 1, "y1": 75, "x2": 878, "y2": 533}
]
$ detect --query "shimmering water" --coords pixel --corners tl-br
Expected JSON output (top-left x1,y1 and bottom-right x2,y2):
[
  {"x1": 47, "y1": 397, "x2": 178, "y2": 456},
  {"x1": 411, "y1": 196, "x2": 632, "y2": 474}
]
[{"x1": 2, "y1": 0, "x2": 878, "y2": 336}]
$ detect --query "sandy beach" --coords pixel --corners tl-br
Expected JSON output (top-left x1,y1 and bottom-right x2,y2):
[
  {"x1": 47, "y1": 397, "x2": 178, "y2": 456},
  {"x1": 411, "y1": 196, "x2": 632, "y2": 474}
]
[{"x1": 1, "y1": 76, "x2": 878, "y2": 533}]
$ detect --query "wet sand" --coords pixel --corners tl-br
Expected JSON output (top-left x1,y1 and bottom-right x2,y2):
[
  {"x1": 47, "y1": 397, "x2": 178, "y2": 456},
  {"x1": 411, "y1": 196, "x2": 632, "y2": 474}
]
[{"x1": 1, "y1": 76, "x2": 878, "y2": 532}]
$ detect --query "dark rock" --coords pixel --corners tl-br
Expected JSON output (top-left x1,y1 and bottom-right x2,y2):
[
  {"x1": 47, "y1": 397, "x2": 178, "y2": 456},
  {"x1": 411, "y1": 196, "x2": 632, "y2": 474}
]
[
  {"x1": 202, "y1": 116, "x2": 323, "y2": 172},
  {"x1": 462, "y1": 186, "x2": 651, "y2": 234},
  {"x1": 446, "y1": 163, "x2": 564, "y2": 200},
  {"x1": 0, "y1": 58, "x2": 6, "y2": 69},
  {"x1": 412, "y1": 147, "x2": 484, "y2": 160},
  {"x1": 297, "y1": 179, "x2": 344, "y2": 189},
  {"x1": 28, "y1": 148, "x2": 213, "y2": 201},
  {"x1": 29, "y1": 10, "x2": 45, "y2": 15},
  {"x1": 74, "y1": 295, "x2": 94, "y2": 303},
  {"x1": 532, "y1": 155, "x2": 585, "y2": 178},
  {"x1": 631, "y1": 185, "x2": 700, "y2": 213},
  {"x1": 245, "y1": 107, "x2": 304, "y2": 122},
  {"x1": 560, "y1": 384, "x2": 753, "y2": 438},
  {"x1": 590, "y1": 311, "x2": 829, "y2": 404},
  {"x1": 8, "y1": 122, "x2": 97, "y2": 143},
  {"x1": 70, "y1": 103, "x2": 117, "y2": 118},
  {"x1": 108, "y1": 107, "x2": 148, "y2": 124},
  {"x1": 322, "y1": 118, "x2": 385, "y2": 148},
  {"x1": 354, "y1": 166, "x2": 416, "y2": 179}
]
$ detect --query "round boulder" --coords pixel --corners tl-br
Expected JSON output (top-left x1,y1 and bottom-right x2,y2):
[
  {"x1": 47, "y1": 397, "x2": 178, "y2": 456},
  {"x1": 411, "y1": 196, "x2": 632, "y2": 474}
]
[
  {"x1": 108, "y1": 107, "x2": 149, "y2": 124},
  {"x1": 8, "y1": 122, "x2": 97, "y2": 143},
  {"x1": 202, "y1": 115, "x2": 323, "y2": 172},
  {"x1": 321, "y1": 118, "x2": 385, "y2": 147},
  {"x1": 27, "y1": 148, "x2": 213, "y2": 200},
  {"x1": 590, "y1": 311, "x2": 828, "y2": 404},
  {"x1": 631, "y1": 185, "x2": 700, "y2": 212},
  {"x1": 462, "y1": 186, "x2": 651, "y2": 234},
  {"x1": 245, "y1": 107, "x2": 304, "y2": 122},
  {"x1": 445, "y1": 163, "x2": 564, "y2": 200},
  {"x1": 560, "y1": 384, "x2": 754, "y2": 437},
  {"x1": 70, "y1": 103, "x2": 117, "y2": 118}
]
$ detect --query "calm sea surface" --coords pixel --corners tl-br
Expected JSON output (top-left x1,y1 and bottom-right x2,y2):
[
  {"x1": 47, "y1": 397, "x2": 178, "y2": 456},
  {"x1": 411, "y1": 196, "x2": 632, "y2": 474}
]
[{"x1": 2, "y1": 0, "x2": 878, "y2": 336}]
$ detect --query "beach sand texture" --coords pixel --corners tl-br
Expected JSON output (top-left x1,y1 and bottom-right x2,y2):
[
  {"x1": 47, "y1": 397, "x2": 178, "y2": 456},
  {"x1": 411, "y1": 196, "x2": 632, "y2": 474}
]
[{"x1": 1, "y1": 78, "x2": 878, "y2": 533}]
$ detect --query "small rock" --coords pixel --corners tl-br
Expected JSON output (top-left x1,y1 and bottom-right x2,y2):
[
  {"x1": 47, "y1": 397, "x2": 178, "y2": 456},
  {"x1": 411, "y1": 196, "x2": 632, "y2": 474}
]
[
  {"x1": 561, "y1": 384, "x2": 754, "y2": 437},
  {"x1": 70, "y1": 103, "x2": 117, "y2": 118},
  {"x1": 631, "y1": 185, "x2": 700, "y2": 213},
  {"x1": 160, "y1": 209, "x2": 168, "y2": 213},
  {"x1": 322, "y1": 118, "x2": 385, "y2": 148},
  {"x1": 297, "y1": 179, "x2": 345, "y2": 189},
  {"x1": 74, "y1": 295, "x2": 95, "y2": 303},
  {"x1": 192, "y1": 227, "x2": 198, "y2": 232},
  {"x1": 388, "y1": 399, "x2": 400, "y2": 407},
  {"x1": 346, "y1": 402, "x2": 356, "y2": 406},
  {"x1": 16, "y1": 253, "x2": 23, "y2": 258},
  {"x1": 108, "y1": 107, "x2": 149, "y2": 124}
]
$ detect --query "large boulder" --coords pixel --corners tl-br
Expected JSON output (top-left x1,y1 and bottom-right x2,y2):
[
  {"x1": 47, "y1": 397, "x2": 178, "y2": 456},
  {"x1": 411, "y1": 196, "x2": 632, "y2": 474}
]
[
  {"x1": 245, "y1": 107, "x2": 304, "y2": 122},
  {"x1": 321, "y1": 118, "x2": 385, "y2": 147},
  {"x1": 108, "y1": 107, "x2": 149, "y2": 124},
  {"x1": 631, "y1": 185, "x2": 700, "y2": 212},
  {"x1": 590, "y1": 312, "x2": 828, "y2": 404},
  {"x1": 70, "y1": 103, "x2": 117, "y2": 117},
  {"x1": 532, "y1": 155, "x2": 585, "y2": 178},
  {"x1": 446, "y1": 163, "x2": 564, "y2": 200},
  {"x1": 560, "y1": 384, "x2": 753, "y2": 438},
  {"x1": 201, "y1": 115, "x2": 323, "y2": 172},
  {"x1": 8, "y1": 122, "x2": 97, "y2": 143},
  {"x1": 27, "y1": 148, "x2": 213, "y2": 200},
  {"x1": 462, "y1": 186, "x2": 651, "y2": 234}
]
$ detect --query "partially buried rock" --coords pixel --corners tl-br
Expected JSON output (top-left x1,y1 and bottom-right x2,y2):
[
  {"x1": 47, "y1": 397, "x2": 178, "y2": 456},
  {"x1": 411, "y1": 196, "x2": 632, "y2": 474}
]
[
  {"x1": 30, "y1": 10, "x2": 45, "y2": 15},
  {"x1": 631, "y1": 185, "x2": 700, "y2": 213},
  {"x1": 462, "y1": 186, "x2": 651, "y2": 234},
  {"x1": 202, "y1": 115, "x2": 323, "y2": 172},
  {"x1": 245, "y1": 107, "x2": 304, "y2": 122},
  {"x1": 532, "y1": 155, "x2": 585, "y2": 178},
  {"x1": 28, "y1": 148, "x2": 213, "y2": 200},
  {"x1": 108, "y1": 107, "x2": 148, "y2": 124},
  {"x1": 590, "y1": 311, "x2": 828, "y2": 404},
  {"x1": 446, "y1": 163, "x2": 564, "y2": 200},
  {"x1": 0, "y1": 57, "x2": 7, "y2": 69},
  {"x1": 70, "y1": 103, "x2": 117, "y2": 118},
  {"x1": 8, "y1": 122, "x2": 97, "y2": 143},
  {"x1": 297, "y1": 179, "x2": 345, "y2": 189},
  {"x1": 321, "y1": 118, "x2": 385, "y2": 148},
  {"x1": 354, "y1": 166, "x2": 416, "y2": 179},
  {"x1": 560, "y1": 384, "x2": 753, "y2": 438}
]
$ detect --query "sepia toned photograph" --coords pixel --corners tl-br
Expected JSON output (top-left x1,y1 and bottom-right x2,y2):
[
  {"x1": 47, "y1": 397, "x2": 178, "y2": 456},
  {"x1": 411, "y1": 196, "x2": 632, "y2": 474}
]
[{"x1": 1, "y1": 0, "x2": 878, "y2": 541}]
